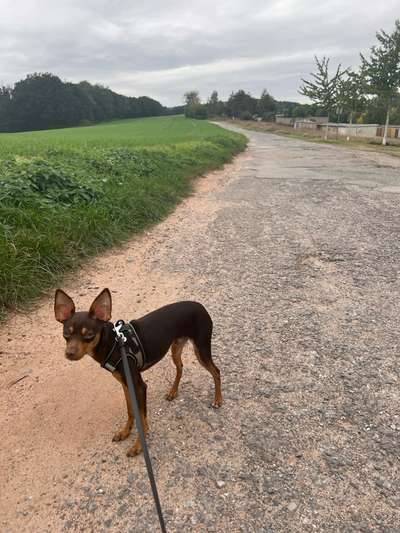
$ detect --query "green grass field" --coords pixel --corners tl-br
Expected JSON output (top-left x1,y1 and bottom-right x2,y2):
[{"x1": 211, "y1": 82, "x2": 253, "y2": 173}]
[
  {"x1": 0, "y1": 116, "x2": 247, "y2": 318},
  {"x1": 0, "y1": 116, "x2": 239, "y2": 154}
]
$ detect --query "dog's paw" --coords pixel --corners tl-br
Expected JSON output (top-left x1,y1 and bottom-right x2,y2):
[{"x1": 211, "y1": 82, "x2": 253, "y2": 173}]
[
  {"x1": 112, "y1": 430, "x2": 129, "y2": 442},
  {"x1": 165, "y1": 390, "x2": 177, "y2": 401},
  {"x1": 126, "y1": 443, "x2": 142, "y2": 457},
  {"x1": 211, "y1": 399, "x2": 222, "y2": 409}
]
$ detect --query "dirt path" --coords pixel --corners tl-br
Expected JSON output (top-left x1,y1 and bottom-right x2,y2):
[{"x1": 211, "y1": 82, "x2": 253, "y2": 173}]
[{"x1": 2, "y1": 124, "x2": 400, "y2": 532}]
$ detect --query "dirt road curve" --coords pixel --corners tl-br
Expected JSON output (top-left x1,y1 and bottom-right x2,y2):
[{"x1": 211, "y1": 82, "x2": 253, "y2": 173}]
[{"x1": 2, "y1": 124, "x2": 400, "y2": 532}]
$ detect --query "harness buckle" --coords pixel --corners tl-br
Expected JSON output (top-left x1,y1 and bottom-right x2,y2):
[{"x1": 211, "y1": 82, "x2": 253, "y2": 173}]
[
  {"x1": 114, "y1": 319, "x2": 127, "y2": 344},
  {"x1": 104, "y1": 361, "x2": 117, "y2": 373},
  {"x1": 101, "y1": 319, "x2": 146, "y2": 373}
]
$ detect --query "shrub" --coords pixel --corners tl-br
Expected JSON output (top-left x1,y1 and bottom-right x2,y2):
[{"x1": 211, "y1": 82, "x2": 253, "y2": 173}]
[
  {"x1": 239, "y1": 111, "x2": 253, "y2": 121},
  {"x1": 185, "y1": 104, "x2": 208, "y2": 120}
]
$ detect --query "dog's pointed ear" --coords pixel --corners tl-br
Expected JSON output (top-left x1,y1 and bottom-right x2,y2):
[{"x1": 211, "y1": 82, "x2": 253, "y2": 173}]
[
  {"x1": 89, "y1": 288, "x2": 112, "y2": 322},
  {"x1": 54, "y1": 289, "x2": 76, "y2": 323}
]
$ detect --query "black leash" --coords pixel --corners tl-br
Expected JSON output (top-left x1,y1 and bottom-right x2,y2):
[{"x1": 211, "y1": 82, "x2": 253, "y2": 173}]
[{"x1": 114, "y1": 320, "x2": 167, "y2": 533}]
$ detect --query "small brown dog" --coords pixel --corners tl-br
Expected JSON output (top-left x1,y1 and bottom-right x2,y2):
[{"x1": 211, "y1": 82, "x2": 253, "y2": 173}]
[{"x1": 55, "y1": 288, "x2": 222, "y2": 456}]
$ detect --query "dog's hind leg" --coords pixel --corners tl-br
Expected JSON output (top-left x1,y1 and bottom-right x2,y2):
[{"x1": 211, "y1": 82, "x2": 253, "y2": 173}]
[
  {"x1": 192, "y1": 334, "x2": 222, "y2": 408},
  {"x1": 166, "y1": 337, "x2": 187, "y2": 401}
]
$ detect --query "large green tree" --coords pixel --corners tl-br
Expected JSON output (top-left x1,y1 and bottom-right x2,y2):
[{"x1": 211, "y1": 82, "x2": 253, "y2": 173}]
[
  {"x1": 299, "y1": 56, "x2": 346, "y2": 119},
  {"x1": 183, "y1": 90, "x2": 207, "y2": 119},
  {"x1": 361, "y1": 19, "x2": 400, "y2": 145},
  {"x1": 207, "y1": 90, "x2": 225, "y2": 116},
  {"x1": 257, "y1": 89, "x2": 276, "y2": 119},
  {"x1": 183, "y1": 91, "x2": 201, "y2": 106},
  {"x1": 336, "y1": 70, "x2": 366, "y2": 124},
  {"x1": 0, "y1": 86, "x2": 12, "y2": 131},
  {"x1": 227, "y1": 90, "x2": 257, "y2": 119},
  {"x1": 8, "y1": 73, "x2": 69, "y2": 131}
]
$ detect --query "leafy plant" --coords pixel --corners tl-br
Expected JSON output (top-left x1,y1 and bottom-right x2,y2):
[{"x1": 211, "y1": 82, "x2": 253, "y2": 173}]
[{"x1": 0, "y1": 158, "x2": 100, "y2": 206}]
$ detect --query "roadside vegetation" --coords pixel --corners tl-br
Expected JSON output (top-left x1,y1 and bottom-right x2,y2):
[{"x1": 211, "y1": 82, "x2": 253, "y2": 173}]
[{"x1": 0, "y1": 116, "x2": 246, "y2": 319}]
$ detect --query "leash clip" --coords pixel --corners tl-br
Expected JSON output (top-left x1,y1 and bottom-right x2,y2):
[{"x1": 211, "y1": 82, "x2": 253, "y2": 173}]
[{"x1": 114, "y1": 319, "x2": 127, "y2": 344}]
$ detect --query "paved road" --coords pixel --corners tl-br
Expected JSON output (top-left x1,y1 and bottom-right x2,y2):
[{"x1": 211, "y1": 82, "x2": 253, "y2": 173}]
[
  {"x1": 2, "y1": 124, "x2": 400, "y2": 532},
  {"x1": 214, "y1": 124, "x2": 400, "y2": 531}
]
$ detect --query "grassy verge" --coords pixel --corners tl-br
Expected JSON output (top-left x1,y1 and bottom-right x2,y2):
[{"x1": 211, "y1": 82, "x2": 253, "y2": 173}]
[
  {"x1": 0, "y1": 116, "x2": 247, "y2": 319},
  {"x1": 224, "y1": 119, "x2": 400, "y2": 159}
]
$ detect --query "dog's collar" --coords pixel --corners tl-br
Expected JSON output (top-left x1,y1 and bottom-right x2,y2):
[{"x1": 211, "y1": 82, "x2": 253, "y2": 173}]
[{"x1": 101, "y1": 321, "x2": 146, "y2": 373}]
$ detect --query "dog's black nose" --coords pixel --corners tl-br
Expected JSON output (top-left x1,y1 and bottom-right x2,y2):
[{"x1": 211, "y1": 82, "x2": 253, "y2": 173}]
[{"x1": 65, "y1": 351, "x2": 76, "y2": 360}]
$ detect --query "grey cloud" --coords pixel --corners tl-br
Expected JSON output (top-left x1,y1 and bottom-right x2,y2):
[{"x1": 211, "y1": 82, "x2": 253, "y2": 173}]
[{"x1": 0, "y1": 0, "x2": 398, "y2": 105}]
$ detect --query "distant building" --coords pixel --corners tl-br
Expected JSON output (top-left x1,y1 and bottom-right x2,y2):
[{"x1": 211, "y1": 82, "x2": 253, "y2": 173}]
[
  {"x1": 292, "y1": 117, "x2": 329, "y2": 128},
  {"x1": 275, "y1": 115, "x2": 294, "y2": 126},
  {"x1": 377, "y1": 125, "x2": 400, "y2": 139},
  {"x1": 294, "y1": 121, "x2": 380, "y2": 138},
  {"x1": 336, "y1": 124, "x2": 380, "y2": 138},
  {"x1": 277, "y1": 115, "x2": 328, "y2": 127},
  {"x1": 277, "y1": 116, "x2": 400, "y2": 142}
]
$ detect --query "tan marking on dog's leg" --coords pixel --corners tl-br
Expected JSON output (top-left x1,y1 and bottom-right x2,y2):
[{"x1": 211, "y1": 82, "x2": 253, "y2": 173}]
[
  {"x1": 127, "y1": 415, "x2": 149, "y2": 457},
  {"x1": 193, "y1": 344, "x2": 223, "y2": 408},
  {"x1": 112, "y1": 384, "x2": 134, "y2": 442},
  {"x1": 126, "y1": 375, "x2": 149, "y2": 457},
  {"x1": 166, "y1": 338, "x2": 186, "y2": 401}
]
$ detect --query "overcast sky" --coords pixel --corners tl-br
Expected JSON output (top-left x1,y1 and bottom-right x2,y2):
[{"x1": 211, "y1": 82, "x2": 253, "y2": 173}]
[{"x1": 1, "y1": 1, "x2": 398, "y2": 106}]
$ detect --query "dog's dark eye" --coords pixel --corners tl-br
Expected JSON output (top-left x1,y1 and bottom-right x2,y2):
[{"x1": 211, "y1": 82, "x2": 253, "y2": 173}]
[
  {"x1": 84, "y1": 335, "x2": 95, "y2": 342},
  {"x1": 63, "y1": 333, "x2": 71, "y2": 341}
]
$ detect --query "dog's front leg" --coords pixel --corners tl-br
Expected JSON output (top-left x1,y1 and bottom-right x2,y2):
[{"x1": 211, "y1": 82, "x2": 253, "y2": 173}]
[
  {"x1": 127, "y1": 374, "x2": 149, "y2": 457},
  {"x1": 112, "y1": 382, "x2": 134, "y2": 442}
]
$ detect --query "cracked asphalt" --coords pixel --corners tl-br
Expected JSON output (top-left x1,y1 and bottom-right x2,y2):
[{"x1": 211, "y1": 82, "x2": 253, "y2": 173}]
[{"x1": 1, "y1": 123, "x2": 400, "y2": 532}]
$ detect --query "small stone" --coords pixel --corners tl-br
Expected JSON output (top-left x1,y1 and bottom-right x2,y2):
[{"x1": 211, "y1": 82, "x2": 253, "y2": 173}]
[
  {"x1": 376, "y1": 478, "x2": 391, "y2": 490},
  {"x1": 64, "y1": 499, "x2": 75, "y2": 508},
  {"x1": 87, "y1": 501, "x2": 97, "y2": 512},
  {"x1": 127, "y1": 472, "x2": 136, "y2": 483},
  {"x1": 216, "y1": 480, "x2": 226, "y2": 488},
  {"x1": 288, "y1": 501, "x2": 298, "y2": 512},
  {"x1": 117, "y1": 503, "x2": 128, "y2": 516},
  {"x1": 118, "y1": 488, "x2": 130, "y2": 499}
]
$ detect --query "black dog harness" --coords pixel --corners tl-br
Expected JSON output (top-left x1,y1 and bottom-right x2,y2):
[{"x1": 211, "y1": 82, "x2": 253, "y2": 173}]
[{"x1": 101, "y1": 321, "x2": 147, "y2": 373}]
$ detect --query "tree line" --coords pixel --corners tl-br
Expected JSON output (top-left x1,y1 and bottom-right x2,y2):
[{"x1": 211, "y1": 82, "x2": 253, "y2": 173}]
[
  {"x1": 184, "y1": 19, "x2": 400, "y2": 145},
  {"x1": 0, "y1": 73, "x2": 183, "y2": 132},
  {"x1": 183, "y1": 88, "x2": 325, "y2": 121},
  {"x1": 184, "y1": 89, "x2": 277, "y2": 120}
]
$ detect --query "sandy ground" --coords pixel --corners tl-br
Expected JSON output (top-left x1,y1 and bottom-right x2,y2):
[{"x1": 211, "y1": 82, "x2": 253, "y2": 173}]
[{"x1": 2, "y1": 124, "x2": 400, "y2": 532}]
